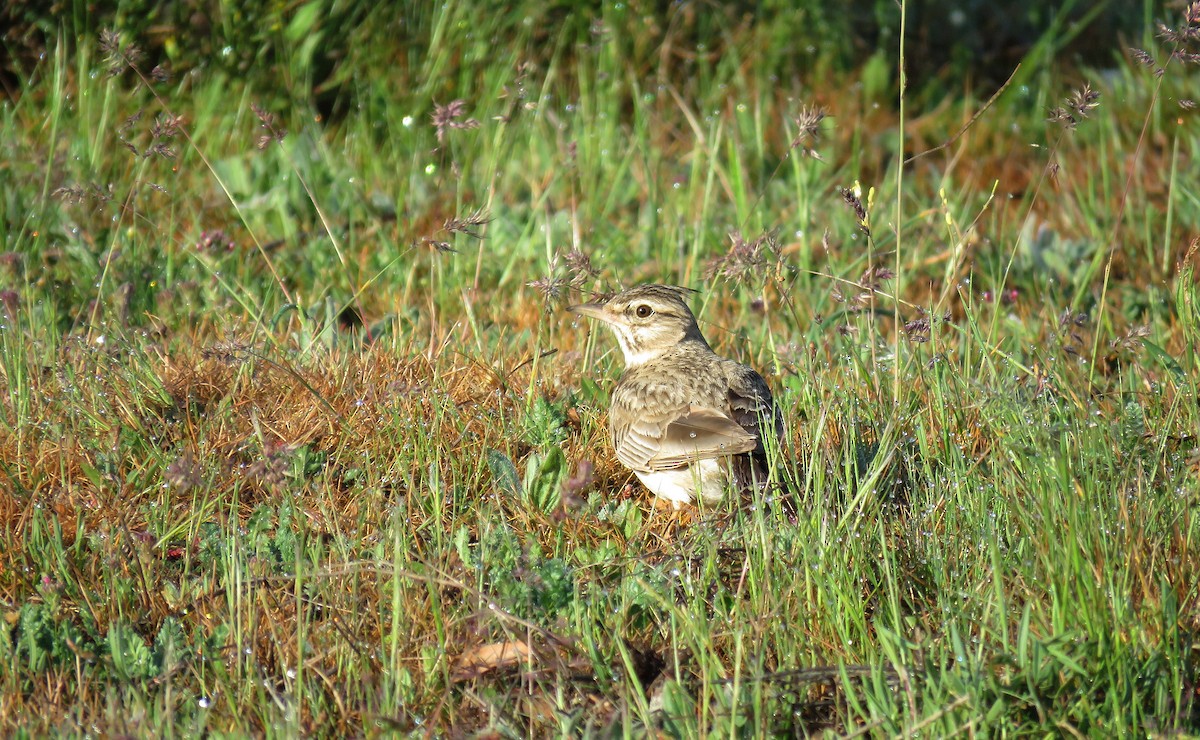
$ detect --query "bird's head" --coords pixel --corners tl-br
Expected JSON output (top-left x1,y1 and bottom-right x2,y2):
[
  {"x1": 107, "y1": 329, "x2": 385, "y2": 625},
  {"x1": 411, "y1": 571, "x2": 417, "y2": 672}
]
[{"x1": 569, "y1": 284, "x2": 708, "y2": 366}]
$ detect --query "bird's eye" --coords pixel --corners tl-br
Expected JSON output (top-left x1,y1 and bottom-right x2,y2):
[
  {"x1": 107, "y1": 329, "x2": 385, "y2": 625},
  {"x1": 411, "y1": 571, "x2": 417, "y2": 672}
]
[{"x1": 635, "y1": 304, "x2": 653, "y2": 318}]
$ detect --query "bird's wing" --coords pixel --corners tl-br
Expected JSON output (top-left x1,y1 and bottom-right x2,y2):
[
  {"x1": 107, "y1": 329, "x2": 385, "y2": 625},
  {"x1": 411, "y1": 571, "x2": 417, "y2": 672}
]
[
  {"x1": 613, "y1": 404, "x2": 757, "y2": 472},
  {"x1": 725, "y1": 363, "x2": 781, "y2": 451}
]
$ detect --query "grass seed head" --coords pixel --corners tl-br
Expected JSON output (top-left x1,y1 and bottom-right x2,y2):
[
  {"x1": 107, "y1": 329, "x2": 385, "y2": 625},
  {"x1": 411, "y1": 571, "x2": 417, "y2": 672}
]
[{"x1": 431, "y1": 99, "x2": 480, "y2": 144}]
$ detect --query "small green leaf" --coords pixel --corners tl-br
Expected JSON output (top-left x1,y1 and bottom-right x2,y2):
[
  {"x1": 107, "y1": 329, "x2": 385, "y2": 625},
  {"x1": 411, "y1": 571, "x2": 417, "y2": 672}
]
[
  {"x1": 18, "y1": 603, "x2": 54, "y2": 672},
  {"x1": 453, "y1": 525, "x2": 473, "y2": 567},
  {"x1": 285, "y1": 1, "x2": 325, "y2": 43},
  {"x1": 659, "y1": 679, "x2": 695, "y2": 734},
  {"x1": 153, "y1": 618, "x2": 187, "y2": 672},
  {"x1": 523, "y1": 446, "x2": 566, "y2": 514},
  {"x1": 108, "y1": 621, "x2": 155, "y2": 681},
  {"x1": 579, "y1": 377, "x2": 607, "y2": 405},
  {"x1": 1143, "y1": 340, "x2": 1185, "y2": 377},
  {"x1": 486, "y1": 449, "x2": 520, "y2": 497},
  {"x1": 522, "y1": 395, "x2": 568, "y2": 447},
  {"x1": 79, "y1": 460, "x2": 104, "y2": 490}
]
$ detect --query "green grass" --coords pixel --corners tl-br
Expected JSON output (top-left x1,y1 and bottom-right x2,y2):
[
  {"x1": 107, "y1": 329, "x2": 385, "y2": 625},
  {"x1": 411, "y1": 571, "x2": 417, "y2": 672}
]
[{"x1": 1, "y1": 1, "x2": 1198, "y2": 736}]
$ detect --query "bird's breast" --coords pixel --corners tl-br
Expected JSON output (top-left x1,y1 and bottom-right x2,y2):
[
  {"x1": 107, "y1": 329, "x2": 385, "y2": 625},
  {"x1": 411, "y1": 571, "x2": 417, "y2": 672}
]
[{"x1": 615, "y1": 357, "x2": 728, "y2": 409}]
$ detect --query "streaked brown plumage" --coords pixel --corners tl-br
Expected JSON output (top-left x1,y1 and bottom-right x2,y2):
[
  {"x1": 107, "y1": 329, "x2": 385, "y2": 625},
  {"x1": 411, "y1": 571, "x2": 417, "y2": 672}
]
[{"x1": 569, "y1": 285, "x2": 781, "y2": 507}]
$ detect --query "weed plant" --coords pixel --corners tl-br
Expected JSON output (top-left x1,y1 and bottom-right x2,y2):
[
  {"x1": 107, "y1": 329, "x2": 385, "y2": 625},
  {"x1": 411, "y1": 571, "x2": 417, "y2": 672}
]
[{"x1": 0, "y1": 1, "x2": 1198, "y2": 736}]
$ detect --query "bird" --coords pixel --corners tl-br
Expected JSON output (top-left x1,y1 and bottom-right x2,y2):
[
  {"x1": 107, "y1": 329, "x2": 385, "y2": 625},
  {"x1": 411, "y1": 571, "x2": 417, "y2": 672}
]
[{"x1": 569, "y1": 284, "x2": 783, "y2": 508}]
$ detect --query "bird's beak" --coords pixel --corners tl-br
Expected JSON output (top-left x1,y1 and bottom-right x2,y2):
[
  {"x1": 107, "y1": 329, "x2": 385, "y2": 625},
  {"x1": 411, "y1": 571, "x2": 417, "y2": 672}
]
[{"x1": 568, "y1": 302, "x2": 612, "y2": 323}]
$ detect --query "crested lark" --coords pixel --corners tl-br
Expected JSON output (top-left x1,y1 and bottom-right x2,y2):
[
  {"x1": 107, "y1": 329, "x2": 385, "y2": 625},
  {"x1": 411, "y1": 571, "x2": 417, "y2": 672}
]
[{"x1": 569, "y1": 285, "x2": 782, "y2": 507}]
